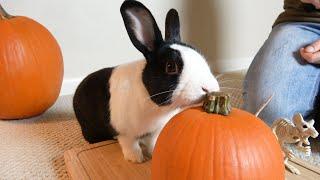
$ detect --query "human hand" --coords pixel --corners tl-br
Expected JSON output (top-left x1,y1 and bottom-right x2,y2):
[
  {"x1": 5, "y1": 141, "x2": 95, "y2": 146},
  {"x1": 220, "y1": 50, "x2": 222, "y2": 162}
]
[
  {"x1": 301, "y1": 0, "x2": 320, "y2": 9},
  {"x1": 300, "y1": 40, "x2": 320, "y2": 64}
]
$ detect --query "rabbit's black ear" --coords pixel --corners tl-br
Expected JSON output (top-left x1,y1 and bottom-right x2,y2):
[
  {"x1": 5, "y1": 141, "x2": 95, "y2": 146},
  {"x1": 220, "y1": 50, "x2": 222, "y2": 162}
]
[
  {"x1": 165, "y1": 9, "x2": 181, "y2": 42},
  {"x1": 121, "y1": 0, "x2": 163, "y2": 55}
]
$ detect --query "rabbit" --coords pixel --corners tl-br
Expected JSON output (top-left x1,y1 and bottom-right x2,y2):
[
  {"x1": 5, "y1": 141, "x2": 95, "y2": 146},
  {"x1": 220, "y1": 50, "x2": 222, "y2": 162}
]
[{"x1": 73, "y1": 0, "x2": 219, "y2": 163}]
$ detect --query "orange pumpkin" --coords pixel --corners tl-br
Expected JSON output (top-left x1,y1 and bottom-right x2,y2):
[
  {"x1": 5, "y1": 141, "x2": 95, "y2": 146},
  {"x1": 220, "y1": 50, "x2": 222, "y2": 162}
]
[
  {"x1": 152, "y1": 95, "x2": 285, "y2": 179},
  {"x1": 0, "y1": 4, "x2": 63, "y2": 119}
]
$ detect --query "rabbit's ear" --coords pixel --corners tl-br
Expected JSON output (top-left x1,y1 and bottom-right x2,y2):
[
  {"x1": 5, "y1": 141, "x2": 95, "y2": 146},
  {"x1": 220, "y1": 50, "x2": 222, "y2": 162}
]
[
  {"x1": 165, "y1": 9, "x2": 181, "y2": 42},
  {"x1": 121, "y1": 0, "x2": 163, "y2": 55}
]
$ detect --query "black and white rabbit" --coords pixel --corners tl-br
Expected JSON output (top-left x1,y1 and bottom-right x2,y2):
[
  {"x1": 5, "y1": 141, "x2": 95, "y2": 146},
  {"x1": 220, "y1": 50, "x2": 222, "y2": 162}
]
[{"x1": 73, "y1": 0, "x2": 219, "y2": 163}]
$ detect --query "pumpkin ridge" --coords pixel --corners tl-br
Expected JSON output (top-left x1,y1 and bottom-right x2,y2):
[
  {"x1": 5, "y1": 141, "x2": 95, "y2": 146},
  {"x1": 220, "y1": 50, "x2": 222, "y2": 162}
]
[
  {"x1": 11, "y1": 19, "x2": 44, "y2": 110},
  {"x1": 1, "y1": 22, "x2": 28, "y2": 108},
  {"x1": 22, "y1": 19, "x2": 52, "y2": 96},
  {"x1": 21, "y1": 18, "x2": 62, "y2": 109},
  {"x1": 208, "y1": 119, "x2": 215, "y2": 179},
  {"x1": 242, "y1": 119, "x2": 260, "y2": 178},
  {"x1": 176, "y1": 109, "x2": 205, "y2": 179},
  {"x1": 213, "y1": 114, "x2": 224, "y2": 178},
  {"x1": 199, "y1": 119, "x2": 215, "y2": 179},
  {"x1": 182, "y1": 116, "x2": 204, "y2": 179},
  {"x1": 152, "y1": 110, "x2": 200, "y2": 179},
  {"x1": 226, "y1": 117, "x2": 241, "y2": 179},
  {"x1": 165, "y1": 117, "x2": 196, "y2": 179},
  {"x1": 256, "y1": 128, "x2": 269, "y2": 178},
  {"x1": 0, "y1": 20, "x2": 17, "y2": 85},
  {"x1": 259, "y1": 125, "x2": 284, "y2": 179}
]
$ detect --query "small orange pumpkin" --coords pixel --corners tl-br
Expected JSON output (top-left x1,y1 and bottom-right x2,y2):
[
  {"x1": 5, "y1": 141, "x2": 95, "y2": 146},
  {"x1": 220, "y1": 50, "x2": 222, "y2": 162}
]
[
  {"x1": 152, "y1": 94, "x2": 284, "y2": 180},
  {"x1": 0, "y1": 4, "x2": 63, "y2": 119}
]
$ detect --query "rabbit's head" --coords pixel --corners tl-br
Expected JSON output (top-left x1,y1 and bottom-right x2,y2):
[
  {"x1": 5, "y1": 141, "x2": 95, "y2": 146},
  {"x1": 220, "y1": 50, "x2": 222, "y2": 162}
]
[{"x1": 121, "y1": 0, "x2": 219, "y2": 107}]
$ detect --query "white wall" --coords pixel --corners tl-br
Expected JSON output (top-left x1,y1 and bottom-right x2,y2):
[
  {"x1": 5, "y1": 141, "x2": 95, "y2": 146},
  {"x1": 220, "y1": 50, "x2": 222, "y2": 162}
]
[
  {"x1": 184, "y1": 0, "x2": 283, "y2": 72},
  {"x1": 1, "y1": 0, "x2": 283, "y2": 95}
]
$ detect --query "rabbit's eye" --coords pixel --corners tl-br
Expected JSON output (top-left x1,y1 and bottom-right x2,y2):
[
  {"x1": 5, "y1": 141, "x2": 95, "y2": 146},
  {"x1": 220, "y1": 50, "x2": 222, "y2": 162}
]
[
  {"x1": 303, "y1": 125, "x2": 308, "y2": 129},
  {"x1": 165, "y1": 61, "x2": 178, "y2": 75}
]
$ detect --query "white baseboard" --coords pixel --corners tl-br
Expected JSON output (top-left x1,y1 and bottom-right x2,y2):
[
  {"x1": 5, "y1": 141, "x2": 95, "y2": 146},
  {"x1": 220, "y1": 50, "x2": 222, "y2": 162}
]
[
  {"x1": 59, "y1": 57, "x2": 253, "y2": 96},
  {"x1": 60, "y1": 78, "x2": 83, "y2": 96}
]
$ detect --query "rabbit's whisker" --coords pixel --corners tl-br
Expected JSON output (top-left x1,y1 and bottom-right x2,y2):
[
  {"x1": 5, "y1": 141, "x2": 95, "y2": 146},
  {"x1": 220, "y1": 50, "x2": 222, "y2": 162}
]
[
  {"x1": 220, "y1": 87, "x2": 243, "y2": 91},
  {"x1": 215, "y1": 73, "x2": 225, "y2": 80},
  {"x1": 158, "y1": 98, "x2": 172, "y2": 106},
  {"x1": 218, "y1": 79, "x2": 246, "y2": 83},
  {"x1": 146, "y1": 90, "x2": 175, "y2": 100}
]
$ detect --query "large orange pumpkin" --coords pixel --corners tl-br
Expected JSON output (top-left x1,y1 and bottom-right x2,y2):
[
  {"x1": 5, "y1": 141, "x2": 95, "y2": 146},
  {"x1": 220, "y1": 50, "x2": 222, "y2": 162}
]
[
  {"x1": 152, "y1": 94, "x2": 285, "y2": 180},
  {"x1": 0, "y1": 4, "x2": 63, "y2": 119}
]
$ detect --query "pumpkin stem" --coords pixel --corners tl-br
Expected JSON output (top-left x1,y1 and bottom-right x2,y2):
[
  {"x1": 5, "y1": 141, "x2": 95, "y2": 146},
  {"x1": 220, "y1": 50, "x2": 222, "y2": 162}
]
[
  {"x1": 202, "y1": 91, "x2": 232, "y2": 115},
  {"x1": 0, "y1": 4, "x2": 13, "y2": 20}
]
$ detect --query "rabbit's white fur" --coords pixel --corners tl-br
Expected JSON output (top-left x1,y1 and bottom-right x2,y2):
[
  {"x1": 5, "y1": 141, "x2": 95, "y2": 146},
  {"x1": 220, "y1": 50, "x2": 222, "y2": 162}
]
[
  {"x1": 171, "y1": 44, "x2": 219, "y2": 106},
  {"x1": 109, "y1": 44, "x2": 219, "y2": 162},
  {"x1": 109, "y1": 60, "x2": 180, "y2": 162}
]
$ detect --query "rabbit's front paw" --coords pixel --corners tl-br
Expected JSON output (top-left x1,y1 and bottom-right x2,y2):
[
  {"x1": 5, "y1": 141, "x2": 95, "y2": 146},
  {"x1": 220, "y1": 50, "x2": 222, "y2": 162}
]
[
  {"x1": 123, "y1": 148, "x2": 145, "y2": 163},
  {"x1": 118, "y1": 135, "x2": 145, "y2": 163}
]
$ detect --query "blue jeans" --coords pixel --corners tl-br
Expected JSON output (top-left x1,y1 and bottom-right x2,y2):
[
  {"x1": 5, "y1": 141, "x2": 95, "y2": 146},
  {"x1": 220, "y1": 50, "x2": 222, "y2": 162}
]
[{"x1": 243, "y1": 22, "x2": 320, "y2": 126}]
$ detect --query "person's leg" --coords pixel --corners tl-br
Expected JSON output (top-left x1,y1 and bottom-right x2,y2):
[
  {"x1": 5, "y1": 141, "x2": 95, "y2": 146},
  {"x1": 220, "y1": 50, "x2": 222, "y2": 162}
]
[{"x1": 243, "y1": 22, "x2": 320, "y2": 126}]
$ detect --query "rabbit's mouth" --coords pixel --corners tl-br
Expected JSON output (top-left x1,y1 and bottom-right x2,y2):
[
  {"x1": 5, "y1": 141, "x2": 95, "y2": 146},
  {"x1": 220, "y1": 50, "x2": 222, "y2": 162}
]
[
  {"x1": 171, "y1": 92, "x2": 206, "y2": 108},
  {"x1": 171, "y1": 83, "x2": 220, "y2": 108}
]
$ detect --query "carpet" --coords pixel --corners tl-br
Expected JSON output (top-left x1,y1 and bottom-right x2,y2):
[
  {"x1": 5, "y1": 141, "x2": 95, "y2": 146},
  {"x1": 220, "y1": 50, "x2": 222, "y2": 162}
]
[{"x1": 0, "y1": 95, "x2": 88, "y2": 179}]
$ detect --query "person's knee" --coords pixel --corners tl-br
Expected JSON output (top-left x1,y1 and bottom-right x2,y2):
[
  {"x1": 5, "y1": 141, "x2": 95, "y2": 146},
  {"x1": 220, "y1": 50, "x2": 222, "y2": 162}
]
[
  {"x1": 268, "y1": 23, "x2": 317, "y2": 52},
  {"x1": 248, "y1": 24, "x2": 303, "y2": 68},
  {"x1": 244, "y1": 23, "x2": 320, "y2": 126},
  {"x1": 247, "y1": 24, "x2": 310, "y2": 78},
  {"x1": 271, "y1": 23, "x2": 305, "y2": 41}
]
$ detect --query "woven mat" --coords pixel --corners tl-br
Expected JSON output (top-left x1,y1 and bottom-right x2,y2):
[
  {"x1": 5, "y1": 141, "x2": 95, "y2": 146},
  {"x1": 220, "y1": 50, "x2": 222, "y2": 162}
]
[
  {"x1": 0, "y1": 96, "x2": 88, "y2": 179},
  {"x1": 0, "y1": 70, "x2": 319, "y2": 179}
]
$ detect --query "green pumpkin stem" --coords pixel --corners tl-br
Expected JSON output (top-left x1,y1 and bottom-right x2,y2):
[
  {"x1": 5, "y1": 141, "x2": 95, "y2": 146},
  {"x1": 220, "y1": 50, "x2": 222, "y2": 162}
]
[
  {"x1": 202, "y1": 91, "x2": 232, "y2": 115},
  {"x1": 0, "y1": 4, "x2": 13, "y2": 20}
]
